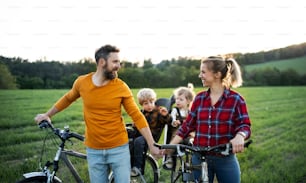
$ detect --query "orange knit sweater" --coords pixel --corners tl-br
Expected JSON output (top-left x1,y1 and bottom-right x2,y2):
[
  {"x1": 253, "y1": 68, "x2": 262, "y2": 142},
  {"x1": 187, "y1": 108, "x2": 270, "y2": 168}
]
[{"x1": 54, "y1": 72, "x2": 148, "y2": 149}]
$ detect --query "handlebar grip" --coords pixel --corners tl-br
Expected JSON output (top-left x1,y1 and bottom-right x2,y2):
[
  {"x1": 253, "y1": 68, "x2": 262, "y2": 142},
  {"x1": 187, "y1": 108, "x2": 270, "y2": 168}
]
[
  {"x1": 38, "y1": 120, "x2": 53, "y2": 129},
  {"x1": 70, "y1": 132, "x2": 85, "y2": 141},
  {"x1": 154, "y1": 143, "x2": 161, "y2": 149},
  {"x1": 244, "y1": 139, "x2": 253, "y2": 148},
  {"x1": 154, "y1": 143, "x2": 180, "y2": 150}
]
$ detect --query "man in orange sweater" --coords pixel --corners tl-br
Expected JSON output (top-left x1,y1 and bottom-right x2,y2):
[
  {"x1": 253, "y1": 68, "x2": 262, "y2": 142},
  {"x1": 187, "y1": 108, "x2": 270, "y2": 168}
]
[{"x1": 34, "y1": 45, "x2": 160, "y2": 183}]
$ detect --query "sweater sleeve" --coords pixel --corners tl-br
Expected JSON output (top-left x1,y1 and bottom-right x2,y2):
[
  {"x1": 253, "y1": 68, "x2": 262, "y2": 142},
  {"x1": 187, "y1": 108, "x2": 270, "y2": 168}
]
[
  {"x1": 121, "y1": 83, "x2": 148, "y2": 130},
  {"x1": 54, "y1": 77, "x2": 81, "y2": 111}
]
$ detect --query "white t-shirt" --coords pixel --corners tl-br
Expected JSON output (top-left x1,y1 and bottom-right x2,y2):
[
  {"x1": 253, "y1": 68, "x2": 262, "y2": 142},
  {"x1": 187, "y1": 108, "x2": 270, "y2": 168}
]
[{"x1": 170, "y1": 107, "x2": 189, "y2": 126}]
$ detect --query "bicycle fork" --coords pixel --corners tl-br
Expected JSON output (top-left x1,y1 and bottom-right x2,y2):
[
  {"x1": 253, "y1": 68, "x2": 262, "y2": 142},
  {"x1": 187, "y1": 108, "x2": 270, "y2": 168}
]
[{"x1": 200, "y1": 161, "x2": 208, "y2": 183}]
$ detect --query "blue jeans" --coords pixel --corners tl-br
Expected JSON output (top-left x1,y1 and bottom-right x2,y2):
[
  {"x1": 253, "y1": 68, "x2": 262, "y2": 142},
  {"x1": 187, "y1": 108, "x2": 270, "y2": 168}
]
[
  {"x1": 86, "y1": 143, "x2": 130, "y2": 183},
  {"x1": 192, "y1": 154, "x2": 240, "y2": 183}
]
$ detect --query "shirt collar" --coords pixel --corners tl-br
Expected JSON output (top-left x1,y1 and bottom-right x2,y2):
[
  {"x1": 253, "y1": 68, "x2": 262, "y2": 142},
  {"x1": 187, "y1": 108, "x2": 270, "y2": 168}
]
[
  {"x1": 223, "y1": 88, "x2": 230, "y2": 98},
  {"x1": 205, "y1": 88, "x2": 230, "y2": 99}
]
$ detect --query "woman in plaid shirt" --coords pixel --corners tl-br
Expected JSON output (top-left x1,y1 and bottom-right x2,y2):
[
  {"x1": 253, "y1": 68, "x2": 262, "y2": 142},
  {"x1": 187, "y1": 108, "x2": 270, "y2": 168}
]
[{"x1": 169, "y1": 56, "x2": 251, "y2": 183}]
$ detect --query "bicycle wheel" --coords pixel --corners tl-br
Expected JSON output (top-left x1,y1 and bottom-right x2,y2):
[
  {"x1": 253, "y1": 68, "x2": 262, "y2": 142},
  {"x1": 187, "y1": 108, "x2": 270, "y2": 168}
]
[
  {"x1": 16, "y1": 176, "x2": 61, "y2": 183},
  {"x1": 130, "y1": 154, "x2": 159, "y2": 183},
  {"x1": 171, "y1": 156, "x2": 182, "y2": 183}
]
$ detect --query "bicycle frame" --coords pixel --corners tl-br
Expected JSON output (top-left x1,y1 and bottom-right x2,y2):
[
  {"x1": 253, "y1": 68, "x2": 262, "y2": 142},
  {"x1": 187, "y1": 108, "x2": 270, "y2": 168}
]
[
  {"x1": 157, "y1": 140, "x2": 252, "y2": 183},
  {"x1": 21, "y1": 145, "x2": 87, "y2": 183},
  {"x1": 169, "y1": 146, "x2": 196, "y2": 182},
  {"x1": 19, "y1": 121, "x2": 159, "y2": 183},
  {"x1": 60, "y1": 149, "x2": 87, "y2": 183},
  {"x1": 200, "y1": 161, "x2": 208, "y2": 182}
]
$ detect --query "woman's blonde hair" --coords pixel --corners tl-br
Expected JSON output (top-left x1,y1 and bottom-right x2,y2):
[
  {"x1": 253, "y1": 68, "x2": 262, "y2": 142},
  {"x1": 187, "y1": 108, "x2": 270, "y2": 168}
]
[{"x1": 201, "y1": 56, "x2": 243, "y2": 88}]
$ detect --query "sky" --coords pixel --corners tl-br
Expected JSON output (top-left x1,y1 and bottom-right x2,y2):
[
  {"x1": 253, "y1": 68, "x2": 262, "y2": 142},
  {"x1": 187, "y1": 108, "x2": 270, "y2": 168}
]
[{"x1": 1, "y1": 0, "x2": 306, "y2": 64}]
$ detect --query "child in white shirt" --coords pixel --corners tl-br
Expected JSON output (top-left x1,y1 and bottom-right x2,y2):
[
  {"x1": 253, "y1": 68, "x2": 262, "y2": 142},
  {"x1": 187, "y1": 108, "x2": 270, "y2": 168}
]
[{"x1": 164, "y1": 84, "x2": 195, "y2": 169}]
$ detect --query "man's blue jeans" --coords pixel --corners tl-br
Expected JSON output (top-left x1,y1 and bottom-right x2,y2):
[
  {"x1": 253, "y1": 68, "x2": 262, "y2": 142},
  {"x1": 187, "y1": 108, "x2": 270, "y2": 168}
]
[
  {"x1": 86, "y1": 143, "x2": 130, "y2": 183},
  {"x1": 192, "y1": 153, "x2": 240, "y2": 183}
]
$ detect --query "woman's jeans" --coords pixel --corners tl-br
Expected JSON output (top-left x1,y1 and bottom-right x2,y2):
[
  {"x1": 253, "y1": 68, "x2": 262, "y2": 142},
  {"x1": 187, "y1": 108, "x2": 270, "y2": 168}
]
[
  {"x1": 86, "y1": 143, "x2": 130, "y2": 183},
  {"x1": 192, "y1": 153, "x2": 240, "y2": 183}
]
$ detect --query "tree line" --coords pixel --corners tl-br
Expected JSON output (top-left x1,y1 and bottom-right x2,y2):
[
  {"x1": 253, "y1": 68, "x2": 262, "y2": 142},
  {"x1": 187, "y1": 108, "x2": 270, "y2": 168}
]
[{"x1": 1, "y1": 42, "x2": 306, "y2": 89}]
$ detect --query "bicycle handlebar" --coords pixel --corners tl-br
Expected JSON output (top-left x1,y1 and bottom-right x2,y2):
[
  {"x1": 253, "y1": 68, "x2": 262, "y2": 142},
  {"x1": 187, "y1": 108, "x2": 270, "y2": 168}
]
[
  {"x1": 154, "y1": 139, "x2": 252, "y2": 156},
  {"x1": 39, "y1": 120, "x2": 84, "y2": 142}
]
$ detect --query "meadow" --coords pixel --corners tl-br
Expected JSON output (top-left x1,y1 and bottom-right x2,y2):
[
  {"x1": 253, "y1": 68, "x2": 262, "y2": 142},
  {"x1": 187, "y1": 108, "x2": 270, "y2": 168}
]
[
  {"x1": 244, "y1": 56, "x2": 306, "y2": 75},
  {"x1": 1, "y1": 87, "x2": 306, "y2": 183}
]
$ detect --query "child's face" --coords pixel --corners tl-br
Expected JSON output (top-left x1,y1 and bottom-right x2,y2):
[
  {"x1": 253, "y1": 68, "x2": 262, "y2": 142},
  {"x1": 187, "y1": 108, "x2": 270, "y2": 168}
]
[
  {"x1": 142, "y1": 99, "x2": 155, "y2": 112},
  {"x1": 175, "y1": 94, "x2": 189, "y2": 109}
]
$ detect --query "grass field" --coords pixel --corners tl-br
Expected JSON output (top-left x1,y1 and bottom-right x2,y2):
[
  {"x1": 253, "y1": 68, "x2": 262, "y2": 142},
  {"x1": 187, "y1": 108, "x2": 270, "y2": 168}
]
[
  {"x1": 244, "y1": 56, "x2": 306, "y2": 75},
  {"x1": 1, "y1": 87, "x2": 306, "y2": 183}
]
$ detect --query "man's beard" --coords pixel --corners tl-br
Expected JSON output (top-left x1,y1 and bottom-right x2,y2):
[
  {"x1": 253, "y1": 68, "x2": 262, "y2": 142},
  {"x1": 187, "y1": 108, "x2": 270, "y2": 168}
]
[
  {"x1": 103, "y1": 63, "x2": 118, "y2": 80},
  {"x1": 104, "y1": 70, "x2": 117, "y2": 80}
]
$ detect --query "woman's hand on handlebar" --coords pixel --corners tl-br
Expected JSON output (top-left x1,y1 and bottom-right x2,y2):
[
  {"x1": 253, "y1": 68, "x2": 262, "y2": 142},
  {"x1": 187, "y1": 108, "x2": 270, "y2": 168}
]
[{"x1": 230, "y1": 133, "x2": 245, "y2": 154}]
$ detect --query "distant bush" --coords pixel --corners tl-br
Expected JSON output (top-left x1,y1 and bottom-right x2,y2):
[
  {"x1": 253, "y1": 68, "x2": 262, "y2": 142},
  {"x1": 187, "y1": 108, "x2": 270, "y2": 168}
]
[
  {"x1": 0, "y1": 63, "x2": 17, "y2": 89},
  {"x1": 244, "y1": 68, "x2": 303, "y2": 86}
]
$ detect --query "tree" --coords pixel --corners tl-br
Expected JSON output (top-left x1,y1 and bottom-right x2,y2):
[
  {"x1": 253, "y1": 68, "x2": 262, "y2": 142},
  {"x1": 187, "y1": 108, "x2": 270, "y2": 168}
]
[
  {"x1": 143, "y1": 59, "x2": 154, "y2": 69},
  {"x1": 280, "y1": 69, "x2": 300, "y2": 85},
  {"x1": 17, "y1": 76, "x2": 44, "y2": 89},
  {"x1": 0, "y1": 63, "x2": 17, "y2": 89}
]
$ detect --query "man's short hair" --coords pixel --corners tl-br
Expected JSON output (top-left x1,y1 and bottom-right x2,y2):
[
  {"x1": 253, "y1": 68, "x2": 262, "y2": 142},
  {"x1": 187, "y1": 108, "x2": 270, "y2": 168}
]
[{"x1": 95, "y1": 45, "x2": 120, "y2": 63}]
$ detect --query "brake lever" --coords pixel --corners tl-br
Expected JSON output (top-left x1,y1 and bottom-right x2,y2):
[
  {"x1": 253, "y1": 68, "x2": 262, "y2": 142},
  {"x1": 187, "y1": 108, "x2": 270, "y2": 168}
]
[
  {"x1": 176, "y1": 145, "x2": 185, "y2": 157},
  {"x1": 221, "y1": 143, "x2": 230, "y2": 156}
]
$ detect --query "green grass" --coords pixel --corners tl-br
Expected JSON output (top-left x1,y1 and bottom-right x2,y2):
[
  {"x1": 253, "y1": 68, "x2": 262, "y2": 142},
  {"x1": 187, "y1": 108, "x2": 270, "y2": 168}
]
[
  {"x1": 1, "y1": 87, "x2": 306, "y2": 183},
  {"x1": 244, "y1": 56, "x2": 306, "y2": 75}
]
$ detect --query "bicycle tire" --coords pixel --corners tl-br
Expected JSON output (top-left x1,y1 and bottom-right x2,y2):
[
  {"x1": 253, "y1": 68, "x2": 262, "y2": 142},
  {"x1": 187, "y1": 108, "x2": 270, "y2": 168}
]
[
  {"x1": 145, "y1": 154, "x2": 159, "y2": 183},
  {"x1": 110, "y1": 154, "x2": 159, "y2": 183},
  {"x1": 131, "y1": 154, "x2": 159, "y2": 183},
  {"x1": 16, "y1": 176, "x2": 61, "y2": 183}
]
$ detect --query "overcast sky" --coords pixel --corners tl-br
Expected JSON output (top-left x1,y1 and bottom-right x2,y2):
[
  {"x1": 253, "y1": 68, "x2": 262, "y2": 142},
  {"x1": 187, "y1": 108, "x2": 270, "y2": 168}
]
[{"x1": 1, "y1": 0, "x2": 306, "y2": 63}]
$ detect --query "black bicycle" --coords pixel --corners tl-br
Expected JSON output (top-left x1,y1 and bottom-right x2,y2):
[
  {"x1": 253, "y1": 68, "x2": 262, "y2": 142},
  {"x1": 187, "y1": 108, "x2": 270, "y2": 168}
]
[
  {"x1": 16, "y1": 120, "x2": 159, "y2": 183},
  {"x1": 155, "y1": 140, "x2": 252, "y2": 183}
]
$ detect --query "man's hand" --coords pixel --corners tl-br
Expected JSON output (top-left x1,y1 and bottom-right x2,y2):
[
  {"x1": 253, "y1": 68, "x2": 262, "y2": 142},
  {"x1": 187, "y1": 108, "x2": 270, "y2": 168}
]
[
  {"x1": 149, "y1": 145, "x2": 163, "y2": 159},
  {"x1": 34, "y1": 113, "x2": 51, "y2": 124},
  {"x1": 34, "y1": 107, "x2": 58, "y2": 124}
]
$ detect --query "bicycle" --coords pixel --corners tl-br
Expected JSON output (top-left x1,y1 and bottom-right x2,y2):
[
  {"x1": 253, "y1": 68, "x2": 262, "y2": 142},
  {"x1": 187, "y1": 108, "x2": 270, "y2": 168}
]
[
  {"x1": 124, "y1": 123, "x2": 159, "y2": 183},
  {"x1": 155, "y1": 140, "x2": 252, "y2": 183},
  {"x1": 16, "y1": 120, "x2": 159, "y2": 183}
]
